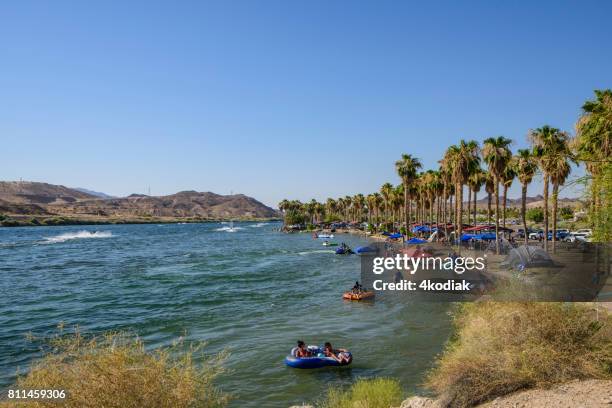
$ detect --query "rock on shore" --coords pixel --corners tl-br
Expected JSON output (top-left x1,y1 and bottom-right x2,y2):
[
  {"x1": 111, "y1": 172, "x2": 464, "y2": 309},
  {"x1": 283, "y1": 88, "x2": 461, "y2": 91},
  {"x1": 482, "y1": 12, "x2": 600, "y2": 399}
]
[{"x1": 397, "y1": 379, "x2": 612, "y2": 408}]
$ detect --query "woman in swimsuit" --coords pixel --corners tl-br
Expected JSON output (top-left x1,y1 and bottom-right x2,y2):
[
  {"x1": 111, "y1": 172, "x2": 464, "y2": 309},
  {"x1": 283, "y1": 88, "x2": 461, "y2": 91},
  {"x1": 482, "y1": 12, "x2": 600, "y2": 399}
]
[
  {"x1": 323, "y1": 342, "x2": 350, "y2": 363},
  {"x1": 295, "y1": 340, "x2": 310, "y2": 358}
]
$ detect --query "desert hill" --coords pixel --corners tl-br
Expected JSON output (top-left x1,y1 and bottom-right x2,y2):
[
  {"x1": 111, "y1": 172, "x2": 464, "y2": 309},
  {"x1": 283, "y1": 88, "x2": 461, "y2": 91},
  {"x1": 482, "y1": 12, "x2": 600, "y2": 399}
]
[{"x1": 0, "y1": 181, "x2": 279, "y2": 220}]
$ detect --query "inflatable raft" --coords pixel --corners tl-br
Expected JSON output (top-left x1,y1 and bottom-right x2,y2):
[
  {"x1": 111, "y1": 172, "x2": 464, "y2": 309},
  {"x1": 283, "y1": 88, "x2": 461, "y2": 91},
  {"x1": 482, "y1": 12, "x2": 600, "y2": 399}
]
[
  {"x1": 342, "y1": 291, "x2": 375, "y2": 301},
  {"x1": 335, "y1": 247, "x2": 353, "y2": 255},
  {"x1": 285, "y1": 346, "x2": 352, "y2": 369}
]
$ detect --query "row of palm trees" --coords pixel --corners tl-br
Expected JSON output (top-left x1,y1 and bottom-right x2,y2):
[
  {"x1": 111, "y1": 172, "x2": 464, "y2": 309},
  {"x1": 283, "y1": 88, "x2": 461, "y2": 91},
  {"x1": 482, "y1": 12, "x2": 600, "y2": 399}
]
[{"x1": 280, "y1": 90, "x2": 611, "y2": 252}]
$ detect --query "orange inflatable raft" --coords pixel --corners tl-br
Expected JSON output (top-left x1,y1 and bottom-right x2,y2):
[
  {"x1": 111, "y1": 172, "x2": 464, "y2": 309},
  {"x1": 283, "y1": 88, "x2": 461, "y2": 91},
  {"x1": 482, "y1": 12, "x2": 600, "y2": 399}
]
[{"x1": 342, "y1": 291, "x2": 375, "y2": 301}]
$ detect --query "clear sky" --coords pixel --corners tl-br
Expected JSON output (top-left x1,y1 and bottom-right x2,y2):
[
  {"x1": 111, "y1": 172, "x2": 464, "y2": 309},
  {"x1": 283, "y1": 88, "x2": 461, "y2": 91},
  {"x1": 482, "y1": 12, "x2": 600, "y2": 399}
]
[{"x1": 2, "y1": 1, "x2": 611, "y2": 207}]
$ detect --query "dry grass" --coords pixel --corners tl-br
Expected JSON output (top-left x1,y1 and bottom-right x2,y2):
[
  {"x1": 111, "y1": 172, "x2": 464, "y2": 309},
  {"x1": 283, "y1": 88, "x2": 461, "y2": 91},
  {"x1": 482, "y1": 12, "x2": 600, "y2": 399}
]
[
  {"x1": 426, "y1": 302, "x2": 612, "y2": 407},
  {"x1": 316, "y1": 378, "x2": 403, "y2": 408},
  {"x1": 1, "y1": 329, "x2": 229, "y2": 408}
]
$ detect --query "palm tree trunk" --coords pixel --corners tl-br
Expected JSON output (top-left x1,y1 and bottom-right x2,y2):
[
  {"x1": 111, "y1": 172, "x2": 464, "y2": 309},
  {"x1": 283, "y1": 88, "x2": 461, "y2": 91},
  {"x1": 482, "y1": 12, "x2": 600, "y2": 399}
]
[
  {"x1": 457, "y1": 183, "x2": 463, "y2": 251},
  {"x1": 473, "y1": 190, "x2": 478, "y2": 226},
  {"x1": 443, "y1": 185, "x2": 448, "y2": 240},
  {"x1": 449, "y1": 194, "x2": 454, "y2": 225},
  {"x1": 404, "y1": 184, "x2": 409, "y2": 241},
  {"x1": 502, "y1": 185, "x2": 508, "y2": 228},
  {"x1": 521, "y1": 183, "x2": 528, "y2": 245},
  {"x1": 552, "y1": 182, "x2": 559, "y2": 253},
  {"x1": 487, "y1": 192, "x2": 492, "y2": 226},
  {"x1": 430, "y1": 198, "x2": 434, "y2": 229},
  {"x1": 495, "y1": 179, "x2": 500, "y2": 254},
  {"x1": 467, "y1": 188, "x2": 472, "y2": 226},
  {"x1": 543, "y1": 174, "x2": 549, "y2": 252}
]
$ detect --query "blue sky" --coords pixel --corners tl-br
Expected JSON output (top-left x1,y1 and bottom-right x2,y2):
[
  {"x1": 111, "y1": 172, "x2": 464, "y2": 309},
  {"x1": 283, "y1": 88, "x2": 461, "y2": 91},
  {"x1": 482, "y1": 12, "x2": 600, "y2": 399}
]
[{"x1": 1, "y1": 1, "x2": 611, "y2": 207}]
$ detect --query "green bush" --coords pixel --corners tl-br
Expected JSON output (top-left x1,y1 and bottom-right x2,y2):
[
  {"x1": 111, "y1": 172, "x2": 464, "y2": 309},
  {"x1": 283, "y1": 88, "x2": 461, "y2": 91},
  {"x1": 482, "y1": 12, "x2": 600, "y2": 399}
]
[
  {"x1": 0, "y1": 330, "x2": 229, "y2": 408},
  {"x1": 560, "y1": 206, "x2": 574, "y2": 220},
  {"x1": 284, "y1": 210, "x2": 305, "y2": 225},
  {"x1": 317, "y1": 378, "x2": 403, "y2": 408},
  {"x1": 1, "y1": 218, "x2": 20, "y2": 227},
  {"x1": 526, "y1": 207, "x2": 544, "y2": 223},
  {"x1": 426, "y1": 302, "x2": 611, "y2": 407}
]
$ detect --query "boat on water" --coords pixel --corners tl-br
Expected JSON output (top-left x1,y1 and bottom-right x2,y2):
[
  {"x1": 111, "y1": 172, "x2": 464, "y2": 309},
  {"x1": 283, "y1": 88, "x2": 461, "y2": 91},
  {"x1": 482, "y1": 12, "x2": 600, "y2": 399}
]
[
  {"x1": 335, "y1": 246, "x2": 353, "y2": 255},
  {"x1": 316, "y1": 233, "x2": 334, "y2": 239},
  {"x1": 342, "y1": 291, "x2": 375, "y2": 301},
  {"x1": 355, "y1": 245, "x2": 377, "y2": 254},
  {"x1": 322, "y1": 241, "x2": 338, "y2": 247},
  {"x1": 227, "y1": 220, "x2": 236, "y2": 232},
  {"x1": 285, "y1": 346, "x2": 352, "y2": 369}
]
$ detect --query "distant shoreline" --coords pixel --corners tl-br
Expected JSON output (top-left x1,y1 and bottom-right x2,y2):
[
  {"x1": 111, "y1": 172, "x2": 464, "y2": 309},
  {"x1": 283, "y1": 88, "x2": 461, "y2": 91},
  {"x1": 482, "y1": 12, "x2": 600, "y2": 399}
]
[{"x1": 0, "y1": 214, "x2": 282, "y2": 228}]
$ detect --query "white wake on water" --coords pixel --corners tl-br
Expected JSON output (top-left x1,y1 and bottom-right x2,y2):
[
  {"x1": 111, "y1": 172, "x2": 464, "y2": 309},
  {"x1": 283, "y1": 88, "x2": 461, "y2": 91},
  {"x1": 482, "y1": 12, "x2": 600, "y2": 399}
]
[
  {"x1": 250, "y1": 223, "x2": 269, "y2": 228},
  {"x1": 297, "y1": 249, "x2": 335, "y2": 255},
  {"x1": 43, "y1": 230, "x2": 113, "y2": 244},
  {"x1": 215, "y1": 226, "x2": 244, "y2": 232}
]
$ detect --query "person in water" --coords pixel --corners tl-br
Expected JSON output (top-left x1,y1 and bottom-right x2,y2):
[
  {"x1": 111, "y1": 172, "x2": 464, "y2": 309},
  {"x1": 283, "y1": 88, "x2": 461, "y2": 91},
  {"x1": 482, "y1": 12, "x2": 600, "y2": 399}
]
[
  {"x1": 295, "y1": 340, "x2": 311, "y2": 358},
  {"x1": 323, "y1": 342, "x2": 350, "y2": 363}
]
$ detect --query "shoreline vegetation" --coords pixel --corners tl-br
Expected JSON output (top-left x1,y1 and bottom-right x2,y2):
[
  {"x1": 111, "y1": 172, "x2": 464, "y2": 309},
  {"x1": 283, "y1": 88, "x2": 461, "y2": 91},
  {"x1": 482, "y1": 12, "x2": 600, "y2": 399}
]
[{"x1": 0, "y1": 329, "x2": 229, "y2": 408}]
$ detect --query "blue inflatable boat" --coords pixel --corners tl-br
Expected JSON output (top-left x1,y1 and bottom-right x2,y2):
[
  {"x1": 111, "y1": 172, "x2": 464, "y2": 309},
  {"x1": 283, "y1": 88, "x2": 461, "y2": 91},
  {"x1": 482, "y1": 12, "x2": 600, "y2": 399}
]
[
  {"x1": 285, "y1": 346, "x2": 352, "y2": 369},
  {"x1": 355, "y1": 245, "x2": 377, "y2": 254},
  {"x1": 335, "y1": 247, "x2": 353, "y2": 255}
]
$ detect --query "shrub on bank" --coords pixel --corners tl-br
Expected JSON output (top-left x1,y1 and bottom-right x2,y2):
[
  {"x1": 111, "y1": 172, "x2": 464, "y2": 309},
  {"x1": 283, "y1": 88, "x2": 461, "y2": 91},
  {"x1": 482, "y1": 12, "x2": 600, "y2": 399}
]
[
  {"x1": 317, "y1": 378, "x2": 403, "y2": 408},
  {"x1": 426, "y1": 302, "x2": 611, "y2": 407},
  {"x1": 1, "y1": 330, "x2": 229, "y2": 408}
]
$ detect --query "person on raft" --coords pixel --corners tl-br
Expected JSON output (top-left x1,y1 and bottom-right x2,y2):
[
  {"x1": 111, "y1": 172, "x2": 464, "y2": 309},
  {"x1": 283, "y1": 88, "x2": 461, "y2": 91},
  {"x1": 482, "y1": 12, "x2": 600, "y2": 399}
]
[
  {"x1": 351, "y1": 281, "x2": 363, "y2": 294},
  {"x1": 295, "y1": 340, "x2": 311, "y2": 358},
  {"x1": 323, "y1": 342, "x2": 350, "y2": 364}
]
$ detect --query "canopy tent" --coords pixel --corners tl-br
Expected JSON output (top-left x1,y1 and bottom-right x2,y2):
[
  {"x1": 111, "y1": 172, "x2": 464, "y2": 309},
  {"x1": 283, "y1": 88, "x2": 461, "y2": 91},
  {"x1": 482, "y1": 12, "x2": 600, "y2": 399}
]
[
  {"x1": 406, "y1": 237, "x2": 427, "y2": 244},
  {"x1": 461, "y1": 232, "x2": 497, "y2": 241},
  {"x1": 388, "y1": 233, "x2": 403, "y2": 239},
  {"x1": 463, "y1": 225, "x2": 513, "y2": 233},
  {"x1": 501, "y1": 245, "x2": 556, "y2": 270},
  {"x1": 412, "y1": 225, "x2": 433, "y2": 233}
]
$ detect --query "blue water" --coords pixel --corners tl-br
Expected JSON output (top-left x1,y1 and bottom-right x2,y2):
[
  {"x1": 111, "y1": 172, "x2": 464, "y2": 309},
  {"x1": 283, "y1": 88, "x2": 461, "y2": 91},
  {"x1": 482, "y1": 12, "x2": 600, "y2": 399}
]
[{"x1": 0, "y1": 222, "x2": 452, "y2": 407}]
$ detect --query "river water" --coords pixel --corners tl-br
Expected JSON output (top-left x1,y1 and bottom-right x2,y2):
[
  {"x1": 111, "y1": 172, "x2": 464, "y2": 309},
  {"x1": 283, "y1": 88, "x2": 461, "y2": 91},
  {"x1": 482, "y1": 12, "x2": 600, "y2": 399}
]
[{"x1": 0, "y1": 222, "x2": 452, "y2": 407}]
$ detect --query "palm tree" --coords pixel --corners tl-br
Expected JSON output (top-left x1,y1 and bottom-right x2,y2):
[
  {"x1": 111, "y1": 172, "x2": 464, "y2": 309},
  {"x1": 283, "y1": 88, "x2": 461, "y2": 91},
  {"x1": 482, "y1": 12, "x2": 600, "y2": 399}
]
[
  {"x1": 513, "y1": 149, "x2": 537, "y2": 245},
  {"x1": 529, "y1": 125, "x2": 571, "y2": 252},
  {"x1": 325, "y1": 198, "x2": 337, "y2": 221},
  {"x1": 467, "y1": 168, "x2": 485, "y2": 226},
  {"x1": 372, "y1": 193, "x2": 383, "y2": 228},
  {"x1": 395, "y1": 154, "x2": 422, "y2": 237},
  {"x1": 483, "y1": 136, "x2": 513, "y2": 254},
  {"x1": 353, "y1": 194, "x2": 366, "y2": 223},
  {"x1": 574, "y1": 89, "x2": 612, "y2": 242},
  {"x1": 380, "y1": 183, "x2": 394, "y2": 228},
  {"x1": 445, "y1": 140, "x2": 480, "y2": 247},
  {"x1": 548, "y1": 144, "x2": 573, "y2": 252},
  {"x1": 278, "y1": 199, "x2": 290, "y2": 225},
  {"x1": 484, "y1": 172, "x2": 495, "y2": 226}
]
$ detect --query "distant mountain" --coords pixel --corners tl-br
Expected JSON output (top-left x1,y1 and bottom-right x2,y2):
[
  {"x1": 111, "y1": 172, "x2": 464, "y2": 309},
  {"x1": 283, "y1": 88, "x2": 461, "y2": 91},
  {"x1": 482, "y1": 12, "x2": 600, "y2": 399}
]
[
  {"x1": 53, "y1": 190, "x2": 279, "y2": 219},
  {"x1": 0, "y1": 181, "x2": 97, "y2": 205},
  {"x1": 73, "y1": 187, "x2": 115, "y2": 199},
  {"x1": 0, "y1": 181, "x2": 279, "y2": 220}
]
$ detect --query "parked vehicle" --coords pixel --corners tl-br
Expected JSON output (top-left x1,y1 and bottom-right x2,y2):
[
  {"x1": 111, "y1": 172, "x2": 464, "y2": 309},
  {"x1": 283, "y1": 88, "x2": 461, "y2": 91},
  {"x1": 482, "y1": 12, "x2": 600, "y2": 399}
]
[
  {"x1": 571, "y1": 228, "x2": 592, "y2": 237},
  {"x1": 529, "y1": 230, "x2": 544, "y2": 240}
]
